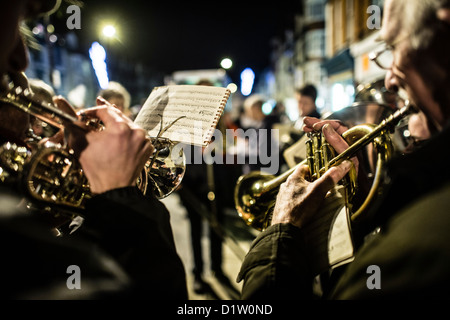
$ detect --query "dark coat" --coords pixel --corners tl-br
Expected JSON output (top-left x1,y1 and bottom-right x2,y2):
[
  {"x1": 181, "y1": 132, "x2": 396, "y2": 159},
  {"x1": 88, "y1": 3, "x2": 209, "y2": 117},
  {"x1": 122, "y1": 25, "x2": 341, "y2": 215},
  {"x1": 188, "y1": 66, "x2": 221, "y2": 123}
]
[{"x1": 0, "y1": 186, "x2": 187, "y2": 299}]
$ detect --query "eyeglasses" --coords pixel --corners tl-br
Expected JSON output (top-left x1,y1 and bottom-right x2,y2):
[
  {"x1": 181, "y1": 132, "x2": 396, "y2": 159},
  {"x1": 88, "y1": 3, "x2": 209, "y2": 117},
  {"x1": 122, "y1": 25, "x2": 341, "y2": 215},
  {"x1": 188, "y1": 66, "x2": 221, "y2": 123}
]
[
  {"x1": 369, "y1": 45, "x2": 395, "y2": 70},
  {"x1": 368, "y1": 33, "x2": 412, "y2": 71}
]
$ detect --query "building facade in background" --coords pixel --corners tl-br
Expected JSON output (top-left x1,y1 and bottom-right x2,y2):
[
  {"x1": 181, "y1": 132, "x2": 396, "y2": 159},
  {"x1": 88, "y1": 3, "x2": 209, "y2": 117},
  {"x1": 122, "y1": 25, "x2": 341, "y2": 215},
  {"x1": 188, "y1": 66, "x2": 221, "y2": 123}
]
[
  {"x1": 25, "y1": 22, "x2": 163, "y2": 110},
  {"x1": 268, "y1": 0, "x2": 386, "y2": 119}
]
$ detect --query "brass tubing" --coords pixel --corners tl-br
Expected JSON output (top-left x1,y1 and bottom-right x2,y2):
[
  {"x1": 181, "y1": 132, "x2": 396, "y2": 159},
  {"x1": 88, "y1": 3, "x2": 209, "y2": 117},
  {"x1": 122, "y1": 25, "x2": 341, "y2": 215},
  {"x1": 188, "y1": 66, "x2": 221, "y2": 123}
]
[
  {"x1": 259, "y1": 104, "x2": 412, "y2": 193},
  {"x1": 313, "y1": 104, "x2": 413, "y2": 179}
]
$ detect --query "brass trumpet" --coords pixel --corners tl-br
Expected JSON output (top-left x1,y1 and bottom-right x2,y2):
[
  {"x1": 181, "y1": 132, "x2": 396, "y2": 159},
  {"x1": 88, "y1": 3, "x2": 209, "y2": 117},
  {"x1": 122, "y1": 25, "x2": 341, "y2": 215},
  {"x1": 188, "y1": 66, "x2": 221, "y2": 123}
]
[
  {"x1": 234, "y1": 103, "x2": 414, "y2": 231},
  {"x1": 0, "y1": 84, "x2": 186, "y2": 219}
]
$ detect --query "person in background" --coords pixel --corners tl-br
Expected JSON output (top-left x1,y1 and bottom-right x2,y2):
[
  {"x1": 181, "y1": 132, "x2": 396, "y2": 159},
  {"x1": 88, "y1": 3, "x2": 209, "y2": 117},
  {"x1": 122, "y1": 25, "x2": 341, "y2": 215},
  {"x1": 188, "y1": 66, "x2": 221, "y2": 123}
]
[
  {"x1": 234, "y1": 94, "x2": 280, "y2": 175},
  {"x1": 278, "y1": 84, "x2": 322, "y2": 170},
  {"x1": 98, "y1": 81, "x2": 133, "y2": 119},
  {"x1": 293, "y1": 84, "x2": 321, "y2": 131}
]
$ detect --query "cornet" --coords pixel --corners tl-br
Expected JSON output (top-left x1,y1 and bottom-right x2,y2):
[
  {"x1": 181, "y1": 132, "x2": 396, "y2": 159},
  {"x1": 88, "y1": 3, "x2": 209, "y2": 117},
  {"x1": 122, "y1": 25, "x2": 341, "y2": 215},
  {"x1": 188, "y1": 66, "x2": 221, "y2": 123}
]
[
  {"x1": 234, "y1": 102, "x2": 415, "y2": 231},
  {"x1": 0, "y1": 83, "x2": 186, "y2": 220}
]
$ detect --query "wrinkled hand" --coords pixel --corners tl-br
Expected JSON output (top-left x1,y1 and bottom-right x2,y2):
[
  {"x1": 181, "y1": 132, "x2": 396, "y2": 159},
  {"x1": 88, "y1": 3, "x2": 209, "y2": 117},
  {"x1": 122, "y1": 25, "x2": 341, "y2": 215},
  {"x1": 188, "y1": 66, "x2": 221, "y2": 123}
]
[
  {"x1": 67, "y1": 97, "x2": 153, "y2": 194},
  {"x1": 271, "y1": 117, "x2": 357, "y2": 229},
  {"x1": 271, "y1": 160, "x2": 353, "y2": 228}
]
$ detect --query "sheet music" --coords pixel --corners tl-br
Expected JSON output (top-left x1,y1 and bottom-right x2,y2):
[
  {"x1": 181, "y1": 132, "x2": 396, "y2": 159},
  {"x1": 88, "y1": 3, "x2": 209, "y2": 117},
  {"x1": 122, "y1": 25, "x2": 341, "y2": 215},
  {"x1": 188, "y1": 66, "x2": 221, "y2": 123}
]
[
  {"x1": 134, "y1": 85, "x2": 230, "y2": 146},
  {"x1": 328, "y1": 206, "x2": 355, "y2": 268}
]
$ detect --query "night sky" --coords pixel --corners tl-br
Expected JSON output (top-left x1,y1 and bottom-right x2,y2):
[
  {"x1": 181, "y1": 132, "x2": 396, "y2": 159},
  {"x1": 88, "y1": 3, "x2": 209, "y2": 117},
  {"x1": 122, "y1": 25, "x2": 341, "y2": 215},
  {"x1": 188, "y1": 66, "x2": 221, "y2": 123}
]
[{"x1": 67, "y1": 0, "x2": 301, "y2": 82}]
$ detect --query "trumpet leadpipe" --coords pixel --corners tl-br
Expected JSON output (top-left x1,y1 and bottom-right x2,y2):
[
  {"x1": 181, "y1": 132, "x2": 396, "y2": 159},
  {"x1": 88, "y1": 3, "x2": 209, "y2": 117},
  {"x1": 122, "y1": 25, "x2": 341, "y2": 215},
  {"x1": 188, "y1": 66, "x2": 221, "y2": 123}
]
[
  {"x1": 0, "y1": 86, "x2": 79, "y2": 130},
  {"x1": 313, "y1": 103, "x2": 415, "y2": 179}
]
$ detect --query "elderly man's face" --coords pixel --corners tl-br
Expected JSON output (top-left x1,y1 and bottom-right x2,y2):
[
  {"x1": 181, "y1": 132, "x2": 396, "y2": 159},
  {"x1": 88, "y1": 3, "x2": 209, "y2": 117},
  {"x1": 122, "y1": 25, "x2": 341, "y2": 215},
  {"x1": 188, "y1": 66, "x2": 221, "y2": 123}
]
[{"x1": 381, "y1": 0, "x2": 445, "y2": 132}]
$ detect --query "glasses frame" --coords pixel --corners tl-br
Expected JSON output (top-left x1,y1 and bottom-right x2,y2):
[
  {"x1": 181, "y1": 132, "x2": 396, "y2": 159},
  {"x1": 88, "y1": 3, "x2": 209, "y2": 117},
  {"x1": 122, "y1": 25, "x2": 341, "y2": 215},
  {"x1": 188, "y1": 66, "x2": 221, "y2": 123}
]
[
  {"x1": 369, "y1": 45, "x2": 394, "y2": 70},
  {"x1": 369, "y1": 34, "x2": 411, "y2": 71}
]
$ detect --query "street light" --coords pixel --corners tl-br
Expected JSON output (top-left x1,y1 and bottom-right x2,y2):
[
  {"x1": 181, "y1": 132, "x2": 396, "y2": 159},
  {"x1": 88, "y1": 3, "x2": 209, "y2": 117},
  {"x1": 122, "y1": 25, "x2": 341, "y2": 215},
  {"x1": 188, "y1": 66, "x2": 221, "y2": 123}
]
[
  {"x1": 102, "y1": 25, "x2": 116, "y2": 38},
  {"x1": 220, "y1": 58, "x2": 233, "y2": 70}
]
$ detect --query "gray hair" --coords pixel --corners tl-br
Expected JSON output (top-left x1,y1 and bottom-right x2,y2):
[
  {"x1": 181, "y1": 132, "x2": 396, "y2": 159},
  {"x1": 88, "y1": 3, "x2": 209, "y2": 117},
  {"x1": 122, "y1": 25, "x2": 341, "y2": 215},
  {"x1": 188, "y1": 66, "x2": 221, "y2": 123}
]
[
  {"x1": 396, "y1": 0, "x2": 450, "y2": 121},
  {"x1": 397, "y1": 0, "x2": 450, "y2": 50}
]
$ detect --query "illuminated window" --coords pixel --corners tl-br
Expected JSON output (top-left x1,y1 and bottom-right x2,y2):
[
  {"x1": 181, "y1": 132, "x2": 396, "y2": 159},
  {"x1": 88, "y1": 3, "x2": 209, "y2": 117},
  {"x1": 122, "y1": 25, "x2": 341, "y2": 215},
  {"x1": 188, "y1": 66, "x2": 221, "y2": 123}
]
[
  {"x1": 305, "y1": 0, "x2": 326, "y2": 22},
  {"x1": 305, "y1": 30, "x2": 325, "y2": 59}
]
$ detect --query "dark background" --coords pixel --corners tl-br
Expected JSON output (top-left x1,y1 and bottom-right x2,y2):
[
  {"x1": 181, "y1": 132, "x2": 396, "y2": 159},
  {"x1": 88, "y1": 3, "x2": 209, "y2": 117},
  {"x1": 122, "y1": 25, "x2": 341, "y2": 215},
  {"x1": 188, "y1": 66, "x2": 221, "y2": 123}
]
[{"x1": 67, "y1": 0, "x2": 301, "y2": 82}]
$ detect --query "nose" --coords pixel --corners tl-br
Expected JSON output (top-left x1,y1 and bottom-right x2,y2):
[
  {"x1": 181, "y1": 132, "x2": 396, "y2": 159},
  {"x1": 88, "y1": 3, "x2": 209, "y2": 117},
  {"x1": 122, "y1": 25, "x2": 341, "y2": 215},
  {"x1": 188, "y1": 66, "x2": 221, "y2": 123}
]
[
  {"x1": 384, "y1": 69, "x2": 399, "y2": 93},
  {"x1": 8, "y1": 36, "x2": 29, "y2": 75}
]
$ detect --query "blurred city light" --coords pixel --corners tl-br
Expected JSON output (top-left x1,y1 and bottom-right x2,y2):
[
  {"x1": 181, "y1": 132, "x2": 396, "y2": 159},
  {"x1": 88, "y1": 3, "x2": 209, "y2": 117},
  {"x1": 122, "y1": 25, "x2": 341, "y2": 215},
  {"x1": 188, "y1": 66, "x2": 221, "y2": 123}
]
[
  {"x1": 46, "y1": 24, "x2": 55, "y2": 34},
  {"x1": 262, "y1": 99, "x2": 276, "y2": 115},
  {"x1": 89, "y1": 41, "x2": 109, "y2": 89},
  {"x1": 220, "y1": 58, "x2": 233, "y2": 70},
  {"x1": 331, "y1": 83, "x2": 354, "y2": 111},
  {"x1": 102, "y1": 25, "x2": 117, "y2": 38},
  {"x1": 49, "y1": 34, "x2": 58, "y2": 43},
  {"x1": 240, "y1": 68, "x2": 255, "y2": 96},
  {"x1": 32, "y1": 24, "x2": 44, "y2": 35},
  {"x1": 284, "y1": 98, "x2": 299, "y2": 121},
  {"x1": 226, "y1": 83, "x2": 238, "y2": 93}
]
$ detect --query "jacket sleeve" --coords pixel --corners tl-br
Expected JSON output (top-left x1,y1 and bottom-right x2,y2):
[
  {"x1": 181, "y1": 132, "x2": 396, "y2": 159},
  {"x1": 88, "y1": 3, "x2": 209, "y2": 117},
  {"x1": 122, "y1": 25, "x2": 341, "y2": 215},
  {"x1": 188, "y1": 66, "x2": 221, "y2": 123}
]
[
  {"x1": 237, "y1": 223, "x2": 315, "y2": 300},
  {"x1": 81, "y1": 186, "x2": 187, "y2": 299}
]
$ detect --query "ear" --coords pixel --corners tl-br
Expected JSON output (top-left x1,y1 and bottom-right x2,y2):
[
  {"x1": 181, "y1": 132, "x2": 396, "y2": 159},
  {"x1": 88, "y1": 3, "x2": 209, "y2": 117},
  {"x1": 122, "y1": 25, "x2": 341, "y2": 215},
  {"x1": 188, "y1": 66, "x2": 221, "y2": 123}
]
[{"x1": 437, "y1": 8, "x2": 450, "y2": 25}]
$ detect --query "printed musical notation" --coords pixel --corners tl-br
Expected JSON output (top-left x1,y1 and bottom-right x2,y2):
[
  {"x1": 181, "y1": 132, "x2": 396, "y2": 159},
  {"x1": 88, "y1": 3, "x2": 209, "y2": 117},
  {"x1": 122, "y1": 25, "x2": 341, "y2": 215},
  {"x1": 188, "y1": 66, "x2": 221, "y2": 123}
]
[{"x1": 134, "y1": 85, "x2": 231, "y2": 146}]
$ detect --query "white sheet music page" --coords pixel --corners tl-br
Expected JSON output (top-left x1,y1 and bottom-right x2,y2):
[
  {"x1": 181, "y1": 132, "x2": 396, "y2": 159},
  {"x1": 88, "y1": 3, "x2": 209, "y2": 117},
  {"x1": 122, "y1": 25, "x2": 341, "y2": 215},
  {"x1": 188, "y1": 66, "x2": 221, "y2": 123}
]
[{"x1": 134, "y1": 85, "x2": 231, "y2": 146}]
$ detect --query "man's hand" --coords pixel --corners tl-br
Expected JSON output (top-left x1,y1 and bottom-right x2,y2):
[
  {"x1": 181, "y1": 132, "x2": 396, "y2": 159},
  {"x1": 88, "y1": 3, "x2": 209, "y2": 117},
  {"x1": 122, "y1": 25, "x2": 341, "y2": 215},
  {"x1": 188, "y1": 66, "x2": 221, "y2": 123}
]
[
  {"x1": 304, "y1": 117, "x2": 359, "y2": 174},
  {"x1": 271, "y1": 117, "x2": 357, "y2": 229},
  {"x1": 271, "y1": 160, "x2": 353, "y2": 228},
  {"x1": 64, "y1": 97, "x2": 154, "y2": 194}
]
